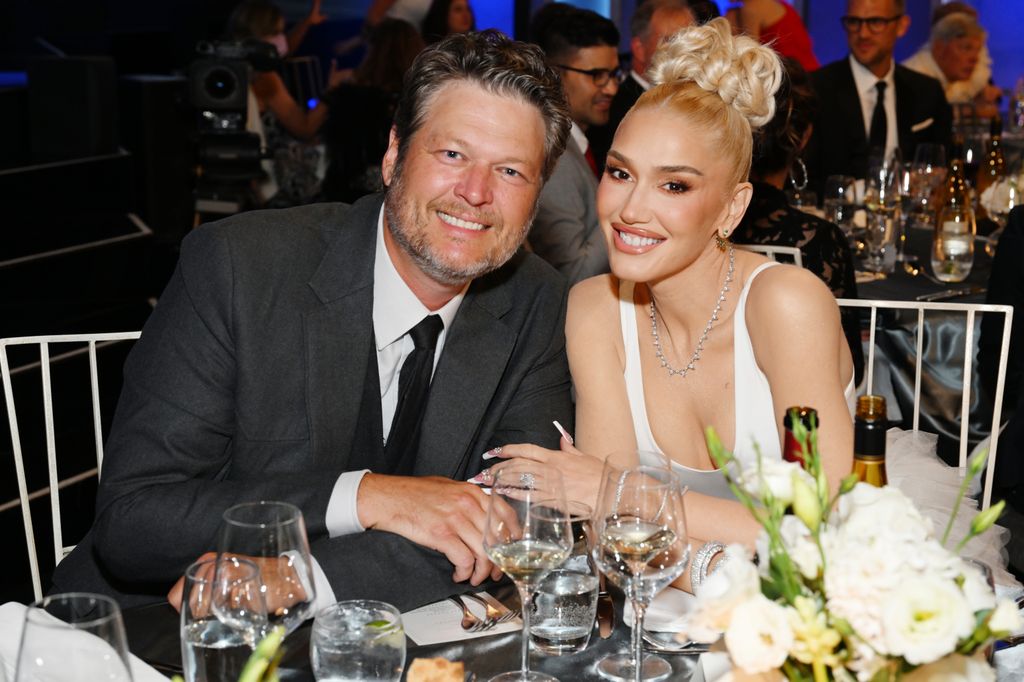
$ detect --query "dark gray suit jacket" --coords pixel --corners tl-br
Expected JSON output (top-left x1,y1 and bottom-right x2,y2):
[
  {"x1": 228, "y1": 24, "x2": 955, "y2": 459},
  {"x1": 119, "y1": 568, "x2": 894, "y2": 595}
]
[
  {"x1": 805, "y1": 58, "x2": 952, "y2": 197},
  {"x1": 53, "y1": 194, "x2": 573, "y2": 611}
]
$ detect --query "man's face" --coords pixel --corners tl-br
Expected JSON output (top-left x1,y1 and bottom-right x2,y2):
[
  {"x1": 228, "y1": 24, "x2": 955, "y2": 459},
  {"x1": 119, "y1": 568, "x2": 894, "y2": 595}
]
[
  {"x1": 633, "y1": 8, "x2": 694, "y2": 76},
  {"x1": 933, "y1": 35, "x2": 982, "y2": 83},
  {"x1": 561, "y1": 45, "x2": 620, "y2": 130},
  {"x1": 845, "y1": 0, "x2": 909, "y2": 76},
  {"x1": 380, "y1": 81, "x2": 546, "y2": 288}
]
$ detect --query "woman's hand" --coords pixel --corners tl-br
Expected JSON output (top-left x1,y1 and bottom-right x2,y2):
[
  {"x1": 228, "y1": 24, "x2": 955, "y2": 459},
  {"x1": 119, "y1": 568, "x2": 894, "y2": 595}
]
[
  {"x1": 477, "y1": 437, "x2": 608, "y2": 511},
  {"x1": 306, "y1": 0, "x2": 327, "y2": 26}
]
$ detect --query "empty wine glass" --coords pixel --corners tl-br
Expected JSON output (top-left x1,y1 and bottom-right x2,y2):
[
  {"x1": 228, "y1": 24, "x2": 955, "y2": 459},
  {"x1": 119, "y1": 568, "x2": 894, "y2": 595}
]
[
  {"x1": 15, "y1": 593, "x2": 133, "y2": 682},
  {"x1": 482, "y1": 462, "x2": 573, "y2": 682},
  {"x1": 181, "y1": 557, "x2": 267, "y2": 682},
  {"x1": 903, "y1": 144, "x2": 947, "y2": 233},
  {"x1": 823, "y1": 175, "x2": 857, "y2": 235},
  {"x1": 218, "y1": 500, "x2": 316, "y2": 635},
  {"x1": 592, "y1": 459, "x2": 689, "y2": 682}
]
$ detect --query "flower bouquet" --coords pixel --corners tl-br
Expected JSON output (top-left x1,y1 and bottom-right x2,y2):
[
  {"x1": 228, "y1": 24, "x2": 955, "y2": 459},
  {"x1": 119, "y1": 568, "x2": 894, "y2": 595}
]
[{"x1": 682, "y1": 420, "x2": 1022, "y2": 682}]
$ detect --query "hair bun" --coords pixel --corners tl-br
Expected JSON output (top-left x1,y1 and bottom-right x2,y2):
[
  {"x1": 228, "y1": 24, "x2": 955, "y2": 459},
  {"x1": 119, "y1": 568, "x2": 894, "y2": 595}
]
[{"x1": 647, "y1": 17, "x2": 782, "y2": 129}]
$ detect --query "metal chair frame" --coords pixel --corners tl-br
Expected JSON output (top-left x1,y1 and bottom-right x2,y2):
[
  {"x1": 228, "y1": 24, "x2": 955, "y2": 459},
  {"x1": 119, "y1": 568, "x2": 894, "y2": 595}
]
[{"x1": 1, "y1": 332, "x2": 140, "y2": 601}]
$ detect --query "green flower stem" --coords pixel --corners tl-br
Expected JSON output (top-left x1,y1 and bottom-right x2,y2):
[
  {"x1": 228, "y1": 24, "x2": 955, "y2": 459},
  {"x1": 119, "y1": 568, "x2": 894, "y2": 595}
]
[{"x1": 942, "y1": 449, "x2": 989, "y2": 547}]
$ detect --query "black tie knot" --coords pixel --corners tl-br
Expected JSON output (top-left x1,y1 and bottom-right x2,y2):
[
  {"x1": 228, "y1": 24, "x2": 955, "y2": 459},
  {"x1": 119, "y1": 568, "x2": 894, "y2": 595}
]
[
  {"x1": 409, "y1": 315, "x2": 443, "y2": 351},
  {"x1": 875, "y1": 81, "x2": 887, "y2": 96}
]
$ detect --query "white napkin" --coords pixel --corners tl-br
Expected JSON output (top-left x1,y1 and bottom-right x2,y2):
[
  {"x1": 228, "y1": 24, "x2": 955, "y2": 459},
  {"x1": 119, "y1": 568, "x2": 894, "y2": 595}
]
[
  {"x1": 401, "y1": 592, "x2": 521, "y2": 646},
  {"x1": 622, "y1": 586, "x2": 695, "y2": 632},
  {"x1": 0, "y1": 601, "x2": 167, "y2": 682}
]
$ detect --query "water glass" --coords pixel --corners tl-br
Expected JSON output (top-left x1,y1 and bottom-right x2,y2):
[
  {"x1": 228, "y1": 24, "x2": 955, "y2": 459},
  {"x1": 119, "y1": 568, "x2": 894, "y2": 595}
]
[
  {"x1": 823, "y1": 175, "x2": 857, "y2": 234},
  {"x1": 931, "y1": 206, "x2": 976, "y2": 282},
  {"x1": 531, "y1": 501, "x2": 598, "y2": 656},
  {"x1": 310, "y1": 601, "x2": 405, "y2": 682},
  {"x1": 181, "y1": 557, "x2": 267, "y2": 682},
  {"x1": 15, "y1": 593, "x2": 133, "y2": 682},
  {"x1": 219, "y1": 500, "x2": 316, "y2": 634}
]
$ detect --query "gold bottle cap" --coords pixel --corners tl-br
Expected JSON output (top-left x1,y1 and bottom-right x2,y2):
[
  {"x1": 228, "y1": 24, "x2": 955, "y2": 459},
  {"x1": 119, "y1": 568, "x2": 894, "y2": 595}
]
[{"x1": 856, "y1": 394, "x2": 887, "y2": 421}]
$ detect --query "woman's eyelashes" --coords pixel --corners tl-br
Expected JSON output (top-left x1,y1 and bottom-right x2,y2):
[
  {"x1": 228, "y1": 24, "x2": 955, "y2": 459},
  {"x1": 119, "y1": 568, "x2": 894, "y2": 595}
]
[
  {"x1": 662, "y1": 179, "x2": 691, "y2": 194},
  {"x1": 605, "y1": 164, "x2": 693, "y2": 195},
  {"x1": 605, "y1": 165, "x2": 631, "y2": 182}
]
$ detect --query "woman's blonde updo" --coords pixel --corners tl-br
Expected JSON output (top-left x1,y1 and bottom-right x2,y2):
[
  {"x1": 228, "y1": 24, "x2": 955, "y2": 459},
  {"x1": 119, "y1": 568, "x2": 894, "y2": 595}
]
[{"x1": 638, "y1": 17, "x2": 783, "y2": 186}]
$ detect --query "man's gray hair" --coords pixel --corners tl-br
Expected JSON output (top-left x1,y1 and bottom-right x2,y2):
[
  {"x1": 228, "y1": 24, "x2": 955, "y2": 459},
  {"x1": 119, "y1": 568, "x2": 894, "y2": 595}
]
[
  {"x1": 392, "y1": 30, "x2": 571, "y2": 181},
  {"x1": 931, "y1": 11, "x2": 986, "y2": 44},
  {"x1": 631, "y1": 0, "x2": 693, "y2": 39}
]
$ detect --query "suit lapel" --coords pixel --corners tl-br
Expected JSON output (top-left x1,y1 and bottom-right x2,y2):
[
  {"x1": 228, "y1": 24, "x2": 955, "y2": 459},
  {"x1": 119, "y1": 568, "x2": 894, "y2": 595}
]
[
  {"x1": 837, "y1": 61, "x2": 868, "y2": 147},
  {"x1": 415, "y1": 276, "x2": 516, "y2": 478},
  {"x1": 305, "y1": 195, "x2": 381, "y2": 471},
  {"x1": 893, "y1": 66, "x2": 914, "y2": 155}
]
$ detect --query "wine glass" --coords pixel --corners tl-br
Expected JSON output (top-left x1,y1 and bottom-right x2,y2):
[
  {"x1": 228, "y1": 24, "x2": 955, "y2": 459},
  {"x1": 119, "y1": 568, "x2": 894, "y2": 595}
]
[
  {"x1": 482, "y1": 462, "x2": 573, "y2": 682},
  {"x1": 15, "y1": 593, "x2": 133, "y2": 682},
  {"x1": 592, "y1": 459, "x2": 689, "y2": 682},
  {"x1": 863, "y1": 151, "x2": 903, "y2": 271},
  {"x1": 218, "y1": 500, "x2": 316, "y2": 635},
  {"x1": 823, "y1": 175, "x2": 857, "y2": 236},
  {"x1": 181, "y1": 557, "x2": 268, "y2": 682}
]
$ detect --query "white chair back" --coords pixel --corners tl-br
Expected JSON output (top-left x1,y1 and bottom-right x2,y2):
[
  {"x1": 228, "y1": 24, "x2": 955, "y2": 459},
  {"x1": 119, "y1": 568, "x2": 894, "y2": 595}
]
[
  {"x1": 837, "y1": 299, "x2": 1012, "y2": 509},
  {"x1": 1, "y1": 332, "x2": 140, "y2": 601},
  {"x1": 736, "y1": 243, "x2": 804, "y2": 267}
]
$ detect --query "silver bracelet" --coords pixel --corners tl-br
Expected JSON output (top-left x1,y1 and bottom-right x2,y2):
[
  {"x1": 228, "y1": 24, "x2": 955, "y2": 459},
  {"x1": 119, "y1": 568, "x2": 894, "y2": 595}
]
[{"x1": 691, "y1": 541, "x2": 727, "y2": 591}]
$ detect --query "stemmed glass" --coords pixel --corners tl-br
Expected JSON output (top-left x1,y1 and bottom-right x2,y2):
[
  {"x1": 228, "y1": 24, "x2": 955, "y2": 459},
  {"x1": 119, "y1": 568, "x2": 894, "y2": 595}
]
[
  {"x1": 15, "y1": 593, "x2": 133, "y2": 682},
  {"x1": 482, "y1": 462, "x2": 573, "y2": 682},
  {"x1": 181, "y1": 557, "x2": 267, "y2": 682},
  {"x1": 592, "y1": 459, "x2": 689, "y2": 682},
  {"x1": 902, "y1": 144, "x2": 947, "y2": 235},
  {"x1": 863, "y1": 151, "x2": 903, "y2": 271},
  {"x1": 823, "y1": 175, "x2": 857, "y2": 236},
  {"x1": 218, "y1": 500, "x2": 316, "y2": 635}
]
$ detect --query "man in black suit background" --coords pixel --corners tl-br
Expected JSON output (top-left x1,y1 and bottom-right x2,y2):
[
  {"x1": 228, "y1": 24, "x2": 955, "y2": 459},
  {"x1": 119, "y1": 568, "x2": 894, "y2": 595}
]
[
  {"x1": 53, "y1": 31, "x2": 574, "y2": 614},
  {"x1": 587, "y1": 0, "x2": 695, "y2": 172},
  {"x1": 804, "y1": 0, "x2": 952, "y2": 196}
]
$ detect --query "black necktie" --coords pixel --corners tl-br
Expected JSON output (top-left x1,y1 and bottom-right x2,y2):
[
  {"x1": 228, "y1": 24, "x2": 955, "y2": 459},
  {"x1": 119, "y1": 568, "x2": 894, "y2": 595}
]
[
  {"x1": 383, "y1": 314, "x2": 444, "y2": 474},
  {"x1": 869, "y1": 81, "x2": 888, "y2": 152}
]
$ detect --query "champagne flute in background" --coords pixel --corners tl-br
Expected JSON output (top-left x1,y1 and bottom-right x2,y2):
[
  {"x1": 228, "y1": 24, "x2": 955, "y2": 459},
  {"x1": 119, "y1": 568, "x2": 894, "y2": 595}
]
[
  {"x1": 823, "y1": 175, "x2": 857, "y2": 236},
  {"x1": 483, "y1": 462, "x2": 573, "y2": 682},
  {"x1": 15, "y1": 593, "x2": 133, "y2": 682},
  {"x1": 218, "y1": 501, "x2": 316, "y2": 635},
  {"x1": 592, "y1": 458, "x2": 689, "y2": 682},
  {"x1": 863, "y1": 151, "x2": 902, "y2": 271},
  {"x1": 181, "y1": 557, "x2": 267, "y2": 682}
]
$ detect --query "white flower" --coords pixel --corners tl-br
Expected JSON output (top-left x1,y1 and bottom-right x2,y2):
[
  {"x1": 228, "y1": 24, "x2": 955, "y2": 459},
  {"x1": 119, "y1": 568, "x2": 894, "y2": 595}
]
[
  {"x1": 779, "y1": 515, "x2": 822, "y2": 580},
  {"x1": 980, "y1": 177, "x2": 1021, "y2": 218},
  {"x1": 902, "y1": 652, "x2": 995, "y2": 682},
  {"x1": 835, "y1": 484, "x2": 933, "y2": 545},
  {"x1": 724, "y1": 595, "x2": 794, "y2": 674},
  {"x1": 882, "y1": 576, "x2": 975, "y2": 664},
  {"x1": 957, "y1": 559, "x2": 997, "y2": 614},
  {"x1": 739, "y1": 459, "x2": 814, "y2": 507},
  {"x1": 988, "y1": 598, "x2": 1023, "y2": 635},
  {"x1": 685, "y1": 545, "x2": 760, "y2": 643}
]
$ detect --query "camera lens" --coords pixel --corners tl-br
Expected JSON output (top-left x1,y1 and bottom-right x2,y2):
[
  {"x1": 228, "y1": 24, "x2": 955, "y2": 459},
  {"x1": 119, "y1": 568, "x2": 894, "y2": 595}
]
[{"x1": 204, "y1": 67, "x2": 238, "y2": 101}]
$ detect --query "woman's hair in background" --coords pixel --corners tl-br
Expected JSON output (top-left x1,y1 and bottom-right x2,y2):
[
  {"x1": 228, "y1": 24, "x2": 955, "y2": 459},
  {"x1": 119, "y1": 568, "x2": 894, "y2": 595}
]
[
  {"x1": 355, "y1": 19, "x2": 425, "y2": 92},
  {"x1": 640, "y1": 17, "x2": 782, "y2": 186},
  {"x1": 225, "y1": 0, "x2": 282, "y2": 40},
  {"x1": 422, "y1": 0, "x2": 475, "y2": 44},
  {"x1": 751, "y1": 57, "x2": 817, "y2": 178}
]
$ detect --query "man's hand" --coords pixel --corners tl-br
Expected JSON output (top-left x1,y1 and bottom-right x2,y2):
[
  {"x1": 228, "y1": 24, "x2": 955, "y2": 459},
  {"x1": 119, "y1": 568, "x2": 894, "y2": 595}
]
[
  {"x1": 357, "y1": 474, "x2": 503, "y2": 585},
  {"x1": 167, "y1": 551, "x2": 310, "y2": 617}
]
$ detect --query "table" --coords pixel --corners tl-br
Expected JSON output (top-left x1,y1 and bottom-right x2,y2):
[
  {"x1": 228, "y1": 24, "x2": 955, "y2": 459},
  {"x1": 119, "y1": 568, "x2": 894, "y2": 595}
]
[{"x1": 123, "y1": 592, "x2": 702, "y2": 681}]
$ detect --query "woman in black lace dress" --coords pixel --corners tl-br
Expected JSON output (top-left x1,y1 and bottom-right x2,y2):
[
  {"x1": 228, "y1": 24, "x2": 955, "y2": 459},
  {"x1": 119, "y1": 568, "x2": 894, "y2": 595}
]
[{"x1": 730, "y1": 57, "x2": 864, "y2": 383}]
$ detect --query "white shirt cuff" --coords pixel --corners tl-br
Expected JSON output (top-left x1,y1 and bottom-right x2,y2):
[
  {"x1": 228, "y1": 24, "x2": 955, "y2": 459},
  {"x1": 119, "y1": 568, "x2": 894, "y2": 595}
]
[
  {"x1": 309, "y1": 556, "x2": 337, "y2": 615},
  {"x1": 325, "y1": 469, "x2": 370, "y2": 537}
]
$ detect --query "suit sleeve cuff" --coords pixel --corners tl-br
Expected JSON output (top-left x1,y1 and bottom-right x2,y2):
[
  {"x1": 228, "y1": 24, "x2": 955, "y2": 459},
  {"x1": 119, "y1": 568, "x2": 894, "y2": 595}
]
[{"x1": 325, "y1": 469, "x2": 370, "y2": 537}]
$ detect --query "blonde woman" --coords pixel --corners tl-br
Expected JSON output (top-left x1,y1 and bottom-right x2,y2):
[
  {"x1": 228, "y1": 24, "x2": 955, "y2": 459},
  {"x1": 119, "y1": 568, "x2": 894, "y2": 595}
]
[{"x1": 484, "y1": 18, "x2": 853, "y2": 582}]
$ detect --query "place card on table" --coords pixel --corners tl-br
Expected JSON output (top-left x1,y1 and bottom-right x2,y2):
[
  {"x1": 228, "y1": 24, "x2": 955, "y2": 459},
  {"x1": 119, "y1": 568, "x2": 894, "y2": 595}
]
[{"x1": 402, "y1": 592, "x2": 521, "y2": 646}]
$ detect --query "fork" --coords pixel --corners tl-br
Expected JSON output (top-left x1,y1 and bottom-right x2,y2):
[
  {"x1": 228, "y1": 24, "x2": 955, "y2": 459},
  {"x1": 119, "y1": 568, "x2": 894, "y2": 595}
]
[
  {"x1": 448, "y1": 595, "x2": 492, "y2": 632},
  {"x1": 462, "y1": 592, "x2": 520, "y2": 626}
]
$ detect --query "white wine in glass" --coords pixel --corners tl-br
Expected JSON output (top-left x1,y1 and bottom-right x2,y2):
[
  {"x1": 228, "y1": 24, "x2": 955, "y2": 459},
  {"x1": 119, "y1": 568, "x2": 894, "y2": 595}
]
[
  {"x1": 483, "y1": 463, "x2": 573, "y2": 682},
  {"x1": 592, "y1": 460, "x2": 689, "y2": 682}
]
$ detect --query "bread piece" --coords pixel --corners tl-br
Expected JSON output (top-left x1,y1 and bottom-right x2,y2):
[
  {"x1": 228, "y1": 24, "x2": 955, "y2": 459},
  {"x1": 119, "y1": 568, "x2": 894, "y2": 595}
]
[{"x1": 406, "y1": 657, "x2": 465, "y2": 682}]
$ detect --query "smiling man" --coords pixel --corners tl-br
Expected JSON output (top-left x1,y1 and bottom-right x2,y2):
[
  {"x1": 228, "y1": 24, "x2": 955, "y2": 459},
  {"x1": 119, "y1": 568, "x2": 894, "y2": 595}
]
[
  {"x1": 804, "y1": 0, "x2": 951, "y2": 195},
  {"x1": 53, "y1": 31, "x2": 574, "y2": 613},
  {"x1": 528, "y1": 4, "x2": 621, "y2": 285}
]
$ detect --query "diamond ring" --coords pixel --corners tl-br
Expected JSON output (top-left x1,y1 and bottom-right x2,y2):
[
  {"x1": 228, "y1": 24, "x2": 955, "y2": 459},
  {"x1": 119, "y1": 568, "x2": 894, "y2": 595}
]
[{"x1": 520, "y1": 472, "x2": 536, "y2": 488}]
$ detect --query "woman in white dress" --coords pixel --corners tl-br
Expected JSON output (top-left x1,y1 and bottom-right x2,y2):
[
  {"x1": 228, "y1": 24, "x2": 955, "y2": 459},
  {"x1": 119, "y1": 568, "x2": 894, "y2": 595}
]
[{"x1": 482, "y1": 18, "x2": 854, "y2": 577}]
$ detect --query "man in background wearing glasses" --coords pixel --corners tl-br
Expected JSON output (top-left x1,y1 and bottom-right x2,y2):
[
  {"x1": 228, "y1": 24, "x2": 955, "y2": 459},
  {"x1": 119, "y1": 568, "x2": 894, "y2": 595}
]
[
  {"x1": 804, "y1": 0, "x2": 951, "y2": 196},
  {"x1": 527, "y1": 4, "x2": 621, "y2": 285}
]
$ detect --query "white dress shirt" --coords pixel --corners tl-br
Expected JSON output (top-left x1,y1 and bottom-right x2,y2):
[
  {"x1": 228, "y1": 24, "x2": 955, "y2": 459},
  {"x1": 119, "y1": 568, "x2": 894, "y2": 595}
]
[
  {"x1": 849, "y1": 54, "x2": 899, "y2": 161},
  {"x1": 629, "y1": 69, "x2": 652, "y2": 92},
  {"x1": 569, "y1": 121, "x2": 589, "y2": 156},
  {"x1": 310, "y1": 207, "x2": 466, "y2": 608}
]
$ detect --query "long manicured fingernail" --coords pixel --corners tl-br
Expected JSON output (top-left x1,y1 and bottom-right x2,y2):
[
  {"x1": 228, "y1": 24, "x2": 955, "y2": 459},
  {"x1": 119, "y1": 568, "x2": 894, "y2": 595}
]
[
  {"x1": 482, "y1": 447, "x2": 502, "y2": 460},
  {"x1": 553, "y1": 420, "x2": 574, "y2": 445},
  {"x1": 467, "y1": 469, "x2": 493, "y2": 485}
]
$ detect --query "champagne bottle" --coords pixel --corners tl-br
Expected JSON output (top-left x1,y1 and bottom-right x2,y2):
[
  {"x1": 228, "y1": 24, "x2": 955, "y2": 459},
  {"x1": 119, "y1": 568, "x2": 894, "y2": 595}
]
[
  {"x1": 853, "y1": 395, "x2": 887, "y2": 487},
  {"x1": 783, "y1": 406, "x2": 817, "y2": 466},
  {"x1": 931, "y1": 136, "x2": 976, "y2": 283},
  {"x1": 974, "y1": 116, "x2": 1006, "y2": 220}
]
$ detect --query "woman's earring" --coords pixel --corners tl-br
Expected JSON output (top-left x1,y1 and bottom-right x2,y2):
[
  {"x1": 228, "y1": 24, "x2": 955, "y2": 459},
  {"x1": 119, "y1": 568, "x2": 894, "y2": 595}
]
[{"x1": 715, "y1": 231, "x2": 729, "y2": 251}]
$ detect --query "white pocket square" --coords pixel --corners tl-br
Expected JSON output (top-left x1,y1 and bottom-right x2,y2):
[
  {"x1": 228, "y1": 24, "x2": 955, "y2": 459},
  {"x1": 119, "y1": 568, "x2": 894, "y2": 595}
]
[{"x1": 911, "y1": 118, "x2": 934, "y2": 133}]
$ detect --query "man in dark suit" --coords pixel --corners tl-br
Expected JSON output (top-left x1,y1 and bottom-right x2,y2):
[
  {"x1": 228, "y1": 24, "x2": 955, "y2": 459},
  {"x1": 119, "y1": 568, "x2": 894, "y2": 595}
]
[
  {"x1": 52, "y1": 31, "x2": 574, "y2": 613},
  {"x1": 587, "y1": 0, "x2": 695, "y2": 172},
  {"x1": 805, "y1": 0, "x2": 952, "y2": 197}
]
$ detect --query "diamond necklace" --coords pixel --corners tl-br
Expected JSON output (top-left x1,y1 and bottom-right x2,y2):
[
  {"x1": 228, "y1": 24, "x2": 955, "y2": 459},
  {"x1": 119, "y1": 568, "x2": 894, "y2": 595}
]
[{"x1": 649, "y1": 244, "x2": 735, "y2": 378}]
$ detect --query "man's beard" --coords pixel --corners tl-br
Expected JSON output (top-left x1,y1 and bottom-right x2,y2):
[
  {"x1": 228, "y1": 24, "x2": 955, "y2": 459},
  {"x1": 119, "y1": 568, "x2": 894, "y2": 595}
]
[{"x1": 384, "y1": 161, "x2": 536, "y2": 286}]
